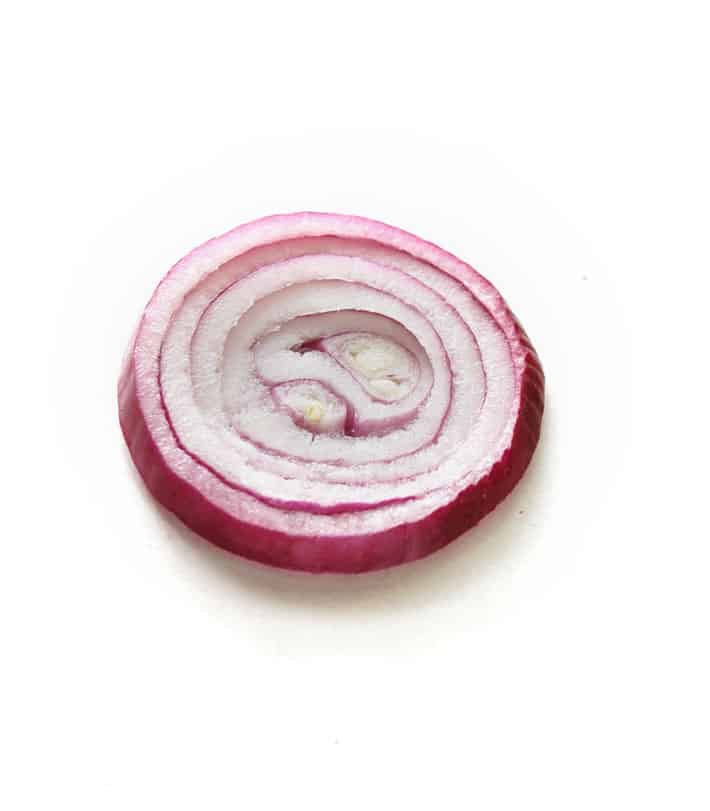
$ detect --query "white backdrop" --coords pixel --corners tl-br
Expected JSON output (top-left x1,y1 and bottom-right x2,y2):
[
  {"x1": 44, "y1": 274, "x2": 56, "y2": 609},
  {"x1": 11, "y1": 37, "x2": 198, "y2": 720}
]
[{"x1": 2, "y1": 2, "x2": 708, "y2": 809}]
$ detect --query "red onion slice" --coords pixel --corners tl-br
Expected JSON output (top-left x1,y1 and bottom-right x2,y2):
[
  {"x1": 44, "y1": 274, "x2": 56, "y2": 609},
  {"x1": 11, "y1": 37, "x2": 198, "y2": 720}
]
[{"x1": 119, "y1": 213, "x2": 544, "y2": 572}]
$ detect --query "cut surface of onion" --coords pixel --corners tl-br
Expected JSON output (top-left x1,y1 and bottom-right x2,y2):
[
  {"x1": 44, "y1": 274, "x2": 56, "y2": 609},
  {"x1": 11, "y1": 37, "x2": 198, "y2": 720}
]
[{"x1": 118, "y1": 213, "x2": 544, "y2": 572}]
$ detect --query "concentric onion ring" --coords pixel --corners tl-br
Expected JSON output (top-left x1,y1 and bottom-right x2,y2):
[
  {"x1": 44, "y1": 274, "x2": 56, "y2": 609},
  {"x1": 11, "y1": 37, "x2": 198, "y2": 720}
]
[{"x1": 118, "y1": 213, "x2": 544, "y2": 572}]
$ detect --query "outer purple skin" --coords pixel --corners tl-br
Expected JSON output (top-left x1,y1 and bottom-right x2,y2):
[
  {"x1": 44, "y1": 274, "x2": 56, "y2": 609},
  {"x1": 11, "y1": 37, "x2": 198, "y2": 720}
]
[{"x1": 118, "y1": 213, "x2": 544, "y2": 573}]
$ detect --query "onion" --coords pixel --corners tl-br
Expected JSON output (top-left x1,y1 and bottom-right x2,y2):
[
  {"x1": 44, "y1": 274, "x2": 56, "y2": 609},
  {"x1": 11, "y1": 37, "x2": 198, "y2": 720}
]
[{"x1": 118, "y1": 213, "x2": 544, "y2": 572}]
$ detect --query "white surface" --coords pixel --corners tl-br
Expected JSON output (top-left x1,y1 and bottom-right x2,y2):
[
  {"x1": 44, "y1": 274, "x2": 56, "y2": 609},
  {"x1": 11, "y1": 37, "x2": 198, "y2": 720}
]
[{"x1": 2, "y1": 2, "x2": 708, "y2": 809}]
